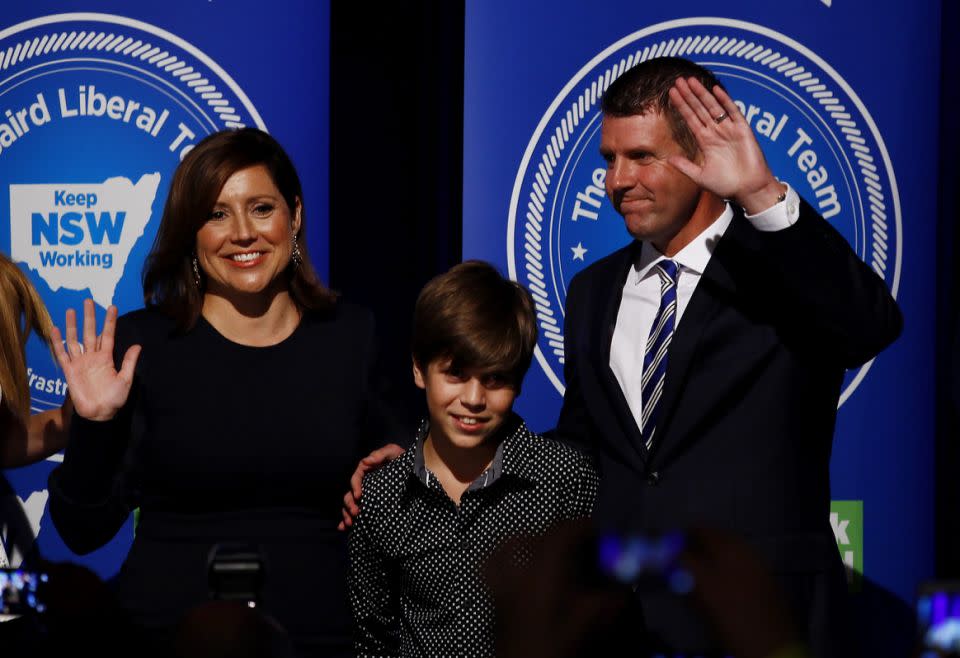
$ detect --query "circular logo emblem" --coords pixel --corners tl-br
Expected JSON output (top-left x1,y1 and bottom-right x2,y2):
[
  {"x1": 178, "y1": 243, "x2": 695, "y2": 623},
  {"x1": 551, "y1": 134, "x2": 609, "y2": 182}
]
[
  {"x1": 509, "y1": 17, "x2": 900, "y2": 406},
  {"x1": 0, "y1": 13, "x2": 265, "y2": 416}
]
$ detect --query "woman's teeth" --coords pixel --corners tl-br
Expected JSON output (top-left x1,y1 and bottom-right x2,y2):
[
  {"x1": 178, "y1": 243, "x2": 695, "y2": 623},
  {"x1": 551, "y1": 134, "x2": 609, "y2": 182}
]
[{"x1": 231, "y1": 252, "x2": 262, "y2": 262}]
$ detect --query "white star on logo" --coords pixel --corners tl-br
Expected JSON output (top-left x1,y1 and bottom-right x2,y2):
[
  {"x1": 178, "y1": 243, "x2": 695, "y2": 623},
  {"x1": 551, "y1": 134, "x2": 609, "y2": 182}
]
[{"x1": 571, "y1": 242, "x2": 587, "y2": 261}]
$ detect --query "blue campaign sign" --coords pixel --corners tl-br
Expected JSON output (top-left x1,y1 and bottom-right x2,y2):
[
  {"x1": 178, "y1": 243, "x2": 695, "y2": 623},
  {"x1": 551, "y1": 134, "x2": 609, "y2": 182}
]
[
  {"x1": 465, "y1": 0, "x2": 937, "y2": 642},
  {"x1": 507, "y1": 19, "x2": 900, "y2": 407},
  {"x1": 0, "y1": 1, "x2": 328, "y2": 578}
]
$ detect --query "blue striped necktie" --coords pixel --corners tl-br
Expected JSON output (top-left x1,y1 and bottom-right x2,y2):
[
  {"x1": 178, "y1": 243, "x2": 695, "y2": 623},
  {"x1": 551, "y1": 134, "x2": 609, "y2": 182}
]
[{"x1": 640, "y1": 259, "x2": 679, "y2": 449}]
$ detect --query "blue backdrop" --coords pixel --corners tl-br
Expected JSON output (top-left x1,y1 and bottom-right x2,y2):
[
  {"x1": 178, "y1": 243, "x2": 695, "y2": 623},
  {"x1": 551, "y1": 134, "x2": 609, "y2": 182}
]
[
  {"x1": 0, "y1": 0, "x2": 329, "y2": 579},
  {"x1": 465, "y1": 1, "x2": 936, "y2": 650}
]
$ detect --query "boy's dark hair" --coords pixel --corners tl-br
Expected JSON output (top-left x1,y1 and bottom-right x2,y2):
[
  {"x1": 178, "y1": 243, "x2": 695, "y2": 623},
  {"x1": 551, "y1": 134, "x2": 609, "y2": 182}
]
[
  {"x1": 601, "y1": 56, "x2": 724, "y2": 158},
  {"x1": 412, "y1": 260, "x2": 537, "y2": 386}
]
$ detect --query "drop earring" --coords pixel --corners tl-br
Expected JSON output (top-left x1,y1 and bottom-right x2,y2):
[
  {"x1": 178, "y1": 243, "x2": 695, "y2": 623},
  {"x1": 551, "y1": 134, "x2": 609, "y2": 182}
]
[
  {"x1": 192, "y1": 254, "x2": 201, "y2": 287},
  {"x1": 291, "y1": 235, "x2": 302, "y2": 268}
]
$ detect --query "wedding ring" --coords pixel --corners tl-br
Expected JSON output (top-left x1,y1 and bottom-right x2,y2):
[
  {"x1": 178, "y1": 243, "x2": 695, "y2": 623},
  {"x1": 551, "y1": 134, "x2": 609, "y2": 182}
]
[{"x1": 714, "y1": 111, "x2": 729, "y2": 124}]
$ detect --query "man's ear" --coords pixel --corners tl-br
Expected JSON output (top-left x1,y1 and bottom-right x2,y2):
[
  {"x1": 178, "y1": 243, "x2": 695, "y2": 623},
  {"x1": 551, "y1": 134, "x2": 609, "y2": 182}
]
[{"x1": 412, "y1": 358, "x2": 426, "y2": 390}]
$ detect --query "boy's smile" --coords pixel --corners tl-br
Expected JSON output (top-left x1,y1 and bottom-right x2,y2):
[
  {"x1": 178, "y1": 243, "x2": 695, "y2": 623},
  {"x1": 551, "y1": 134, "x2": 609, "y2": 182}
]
[{"x1": 413, "y1": 359, "x2": 518, "y2": 452}]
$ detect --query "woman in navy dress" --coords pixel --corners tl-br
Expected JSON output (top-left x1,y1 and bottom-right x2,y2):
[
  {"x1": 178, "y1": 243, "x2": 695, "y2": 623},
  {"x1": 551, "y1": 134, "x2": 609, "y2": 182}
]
[{"x1": 48, "y1": 128, "x2": 395, "y2": 657}]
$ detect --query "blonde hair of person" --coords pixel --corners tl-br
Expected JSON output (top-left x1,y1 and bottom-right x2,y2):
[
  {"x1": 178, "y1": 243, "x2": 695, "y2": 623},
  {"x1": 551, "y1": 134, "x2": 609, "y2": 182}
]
[{"x1": 0, "y1": 252, "x2": 54, "y2": 423}]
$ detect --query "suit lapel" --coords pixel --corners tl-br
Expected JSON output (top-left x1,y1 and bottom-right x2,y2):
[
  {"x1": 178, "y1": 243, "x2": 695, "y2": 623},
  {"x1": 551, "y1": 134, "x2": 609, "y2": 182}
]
[
  {"x1": 591, "y1": 242, "x2": 649, "y2": 464},
  {"x1": 648, "y1": 213, "x2": 743, "y2": 465}
]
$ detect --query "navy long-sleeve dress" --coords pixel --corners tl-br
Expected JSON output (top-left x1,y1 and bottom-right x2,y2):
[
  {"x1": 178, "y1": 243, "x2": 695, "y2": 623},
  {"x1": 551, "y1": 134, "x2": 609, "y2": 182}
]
[{"x1": 48, "y1": 303, "x2": 397, "y2": 657}]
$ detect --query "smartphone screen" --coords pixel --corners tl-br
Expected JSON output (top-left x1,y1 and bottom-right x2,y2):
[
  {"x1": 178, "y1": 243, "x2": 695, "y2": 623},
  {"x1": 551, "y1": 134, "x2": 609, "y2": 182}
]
[
  {"x1": 596, "y1": 531, "x2": 693, "y2": 594},
  {"x1": 0, "y1": 568, "x2": 48, "y2": 620},
  {"x1": 917, "y1": 581, "x2": 960, "y2": 656}
]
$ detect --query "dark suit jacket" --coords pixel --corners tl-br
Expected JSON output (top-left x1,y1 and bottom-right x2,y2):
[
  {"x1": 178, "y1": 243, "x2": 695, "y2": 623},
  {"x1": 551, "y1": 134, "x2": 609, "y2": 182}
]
[{"x1": 555, "y1": 199, "x2": 902, "y2": 656}]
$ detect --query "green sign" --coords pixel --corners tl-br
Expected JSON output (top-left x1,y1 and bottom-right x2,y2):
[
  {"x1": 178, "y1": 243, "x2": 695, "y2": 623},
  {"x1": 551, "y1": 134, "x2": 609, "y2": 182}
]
[{"x1": 831, "y1": 500, "x2": 863, "y2": 592}]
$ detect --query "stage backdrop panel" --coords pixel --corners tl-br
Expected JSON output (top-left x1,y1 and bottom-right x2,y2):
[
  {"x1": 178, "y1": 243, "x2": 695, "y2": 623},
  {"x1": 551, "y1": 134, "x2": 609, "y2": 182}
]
[
  {"x1": 465, "y1": 1, "x2": 936, "y2": 651},
  {"x1": 0, "y1": 0, "x2": 329, "y2": 579}
]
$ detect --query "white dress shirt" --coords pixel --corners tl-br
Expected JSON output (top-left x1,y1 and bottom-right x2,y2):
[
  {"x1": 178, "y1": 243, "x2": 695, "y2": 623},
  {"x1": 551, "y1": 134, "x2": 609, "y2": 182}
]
[{"x1": 610, "y1": 186, "x2": 801, "y2": 432}]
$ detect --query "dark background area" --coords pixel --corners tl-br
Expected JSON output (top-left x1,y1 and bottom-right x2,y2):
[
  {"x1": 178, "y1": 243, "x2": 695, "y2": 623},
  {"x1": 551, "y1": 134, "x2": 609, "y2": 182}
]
[
  {"x1": 329, "y1": 0, "x2": 960, "y2": 585},
  {"x1": 937, "y1": 0, "x2": 960, "y2": 581},
  {"x1": 329, "y1": 2, "x2": 464, "y2": 433}
]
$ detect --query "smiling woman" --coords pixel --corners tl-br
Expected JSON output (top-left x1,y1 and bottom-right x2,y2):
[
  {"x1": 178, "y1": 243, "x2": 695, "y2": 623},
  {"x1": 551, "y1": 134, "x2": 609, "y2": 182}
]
[
  {"x1": 46, "y1": 129, "x2": 399, "y2": 658},
  {"x1": 142, "y1": 128, "x2": 335, "y2": 334},
  {"x1": 197, "y1": 165, "x2": 301, "y2": 296}
]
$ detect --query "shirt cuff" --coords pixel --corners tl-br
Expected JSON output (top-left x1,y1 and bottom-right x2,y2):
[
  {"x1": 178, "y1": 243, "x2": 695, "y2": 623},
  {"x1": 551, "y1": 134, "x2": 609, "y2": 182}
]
[{"x1": 744, "y1": 183, "x2": 800, "y2": 232}]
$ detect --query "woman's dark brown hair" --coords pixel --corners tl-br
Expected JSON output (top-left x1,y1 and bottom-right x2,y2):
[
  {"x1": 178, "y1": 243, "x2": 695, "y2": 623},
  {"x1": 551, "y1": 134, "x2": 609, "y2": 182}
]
[{"x1": 142, "y1": 128, "x2": 336, "y2": 329}]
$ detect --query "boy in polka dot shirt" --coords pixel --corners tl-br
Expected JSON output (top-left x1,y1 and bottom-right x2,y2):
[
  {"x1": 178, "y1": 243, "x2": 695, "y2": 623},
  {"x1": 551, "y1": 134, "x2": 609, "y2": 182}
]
[{"x1": 348, "y1": 260, "x2": 598, "y2": 658}]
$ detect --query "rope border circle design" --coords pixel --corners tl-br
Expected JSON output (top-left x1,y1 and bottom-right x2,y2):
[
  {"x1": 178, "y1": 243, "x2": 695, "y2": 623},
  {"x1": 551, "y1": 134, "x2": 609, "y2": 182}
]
[
  {"x1": 509, "y1": 19, "x2": 900, "y2": 406},
  {"x1": 0, "y1": 13, "x2": 266, "y2": 131}
]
